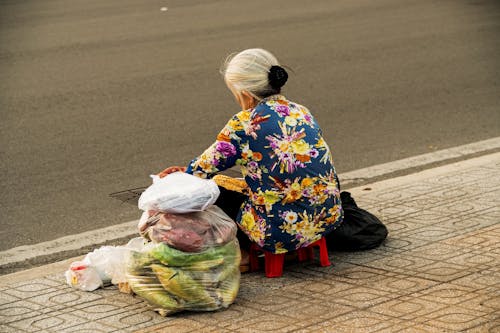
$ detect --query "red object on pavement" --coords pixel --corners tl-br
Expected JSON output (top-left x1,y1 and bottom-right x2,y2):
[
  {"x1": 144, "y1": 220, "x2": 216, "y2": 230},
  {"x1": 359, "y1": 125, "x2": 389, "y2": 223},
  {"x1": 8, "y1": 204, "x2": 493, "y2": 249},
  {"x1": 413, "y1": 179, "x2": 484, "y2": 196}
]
[
  {"x1": 249, "y1": 237, "x2": 331, "y2": 278},
  {"x1": 70, "y1": 263, "x2": 88, "y2": 271},
  {"x1": 297, "y1": 237, "x2": 331, "y2": 267}
]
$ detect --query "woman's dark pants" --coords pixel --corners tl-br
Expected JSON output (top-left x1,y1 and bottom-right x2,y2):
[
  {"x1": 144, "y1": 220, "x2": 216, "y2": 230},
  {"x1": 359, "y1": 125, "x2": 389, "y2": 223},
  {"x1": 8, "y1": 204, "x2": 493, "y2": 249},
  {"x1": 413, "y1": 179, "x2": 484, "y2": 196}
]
[{"x1": 214, "y1": 187, "x2": 251, "y2": 250}]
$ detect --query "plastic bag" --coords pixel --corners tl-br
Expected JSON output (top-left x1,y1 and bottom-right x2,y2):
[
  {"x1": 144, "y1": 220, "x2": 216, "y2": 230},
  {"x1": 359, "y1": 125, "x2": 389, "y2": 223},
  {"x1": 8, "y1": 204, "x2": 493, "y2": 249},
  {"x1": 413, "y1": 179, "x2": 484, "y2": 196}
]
[
  {"x1": 325, "y1": 191, "x2": 388, "y2": 251},
  {"x1": 138, "y1": 172, "x2": 220, "y2": 213},
  {"x1": 65, "y1": 238, "x2": 147, "y2": 291},
  {"x1": 65, "y1": 261, "x2": 103, "y2": 291},
  {"x1": 126, "y1": 240, "x2": 241, "y2": 316},
  {"x1": 126, "y1": 208, "x2": 241, "y2": 316},
  {"x1": 138, "y1": 206, "x2": 236, "y2": 252}
]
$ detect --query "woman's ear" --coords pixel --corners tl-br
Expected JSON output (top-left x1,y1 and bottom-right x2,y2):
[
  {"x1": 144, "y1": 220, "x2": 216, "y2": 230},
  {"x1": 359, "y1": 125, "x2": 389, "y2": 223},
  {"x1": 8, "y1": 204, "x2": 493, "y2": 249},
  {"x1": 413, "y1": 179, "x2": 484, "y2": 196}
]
[
  {"x1": 226, "y1": 83, "x2": 250, "y2": 109},
  {"x1": 240, "y1": 91, "x2": 256, "y2": 109}
]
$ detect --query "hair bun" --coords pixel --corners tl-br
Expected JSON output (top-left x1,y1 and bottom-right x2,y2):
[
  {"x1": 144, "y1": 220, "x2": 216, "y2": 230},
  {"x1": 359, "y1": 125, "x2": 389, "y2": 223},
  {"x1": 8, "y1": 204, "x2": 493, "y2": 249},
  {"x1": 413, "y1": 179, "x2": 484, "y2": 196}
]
[{"x1": 268, "y1": 65, "x2": 288, "y2": 89}]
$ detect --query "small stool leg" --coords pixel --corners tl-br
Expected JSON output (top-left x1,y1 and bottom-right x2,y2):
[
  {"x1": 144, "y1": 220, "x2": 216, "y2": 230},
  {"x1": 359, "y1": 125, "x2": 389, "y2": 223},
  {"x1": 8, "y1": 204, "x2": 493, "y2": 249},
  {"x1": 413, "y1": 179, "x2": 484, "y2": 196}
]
[
  {"x1": 317, "y1": 237, "x2": 331, "y2": 267},
  {"x1": 297, "y1": 247, "x2": 310, "y2": 262},
  {"x1": 249, "y1": 239, "x2": 330, "y2": 277},
  {"x1": 264, "y1": 252, "x2": 285, "y2": 278}
]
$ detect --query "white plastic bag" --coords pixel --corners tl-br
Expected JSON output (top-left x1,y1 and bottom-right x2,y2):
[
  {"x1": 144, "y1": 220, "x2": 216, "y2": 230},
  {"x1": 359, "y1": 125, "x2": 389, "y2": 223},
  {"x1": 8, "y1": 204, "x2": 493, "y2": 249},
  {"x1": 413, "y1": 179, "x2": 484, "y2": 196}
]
[
  {"x1": 65, "y1": 261, "x2": 103, "y2": 291},
  {"x1": 138, "y1": 172, "x2": 220, "y2": 213},
  {"x1": 86, "y1": 238, "x2": 146, "y2": 285},
  {"x1": 65, "y1": 238, "x2": 147, "y2": 291}
]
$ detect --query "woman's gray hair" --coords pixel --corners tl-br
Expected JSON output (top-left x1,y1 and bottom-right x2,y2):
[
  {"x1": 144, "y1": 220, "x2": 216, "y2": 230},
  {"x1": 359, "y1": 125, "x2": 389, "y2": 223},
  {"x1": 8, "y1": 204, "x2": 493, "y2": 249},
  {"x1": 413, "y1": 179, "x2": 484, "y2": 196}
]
[{"x1": 221, "y1": 48, "x2": 285, "y2": 100}]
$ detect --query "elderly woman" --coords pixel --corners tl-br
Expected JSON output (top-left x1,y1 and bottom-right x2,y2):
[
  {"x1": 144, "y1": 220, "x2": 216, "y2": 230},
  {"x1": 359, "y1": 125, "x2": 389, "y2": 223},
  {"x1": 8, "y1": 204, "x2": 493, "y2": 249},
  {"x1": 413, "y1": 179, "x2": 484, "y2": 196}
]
[{"x1": 160, "y1": 48, "x2": 343, "y2": 257}]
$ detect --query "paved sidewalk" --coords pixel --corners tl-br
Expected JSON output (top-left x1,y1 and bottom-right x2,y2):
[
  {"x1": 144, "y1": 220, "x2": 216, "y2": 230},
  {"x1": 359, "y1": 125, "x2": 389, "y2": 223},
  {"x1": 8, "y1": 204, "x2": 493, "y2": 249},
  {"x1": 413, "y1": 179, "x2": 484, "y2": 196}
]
[{"x1": 1, "y1": 153, "x2": 499, "y2": 332}]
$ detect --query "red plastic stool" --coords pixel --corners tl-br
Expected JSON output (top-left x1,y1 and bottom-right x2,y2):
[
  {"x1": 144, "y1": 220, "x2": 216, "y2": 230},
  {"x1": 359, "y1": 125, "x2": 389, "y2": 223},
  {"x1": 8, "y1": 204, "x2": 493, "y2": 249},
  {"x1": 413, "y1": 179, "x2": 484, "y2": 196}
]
[
  {"x1": 249, "y1": 237, "x2": 331, "y2": 278},
  {"x1": 297, "y1": 237, "x2": 331, "y2": 267}
]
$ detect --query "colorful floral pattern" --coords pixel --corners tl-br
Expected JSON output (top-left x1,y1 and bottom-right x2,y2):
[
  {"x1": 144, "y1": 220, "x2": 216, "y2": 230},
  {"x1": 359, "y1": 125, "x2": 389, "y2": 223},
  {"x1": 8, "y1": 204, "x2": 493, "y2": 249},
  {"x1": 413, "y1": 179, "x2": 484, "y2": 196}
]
[{"x1": 186, "y1": 95, "x2": 343, "y2": 253}]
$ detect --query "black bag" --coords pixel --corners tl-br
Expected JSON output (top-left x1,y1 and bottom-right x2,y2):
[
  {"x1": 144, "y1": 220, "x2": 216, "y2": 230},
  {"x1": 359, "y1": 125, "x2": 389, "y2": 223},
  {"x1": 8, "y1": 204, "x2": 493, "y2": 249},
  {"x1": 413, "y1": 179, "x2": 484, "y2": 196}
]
[{"x1": 325, "y1": 191, "x2": 388, "y2": 251}]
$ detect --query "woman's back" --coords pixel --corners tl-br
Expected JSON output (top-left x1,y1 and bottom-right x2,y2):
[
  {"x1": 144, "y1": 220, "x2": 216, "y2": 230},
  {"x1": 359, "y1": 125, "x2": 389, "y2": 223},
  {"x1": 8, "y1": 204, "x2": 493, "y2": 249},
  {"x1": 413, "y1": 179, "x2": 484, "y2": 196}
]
[{"x1": 230, "y1": 95, "x2": 343, "y2": 253}]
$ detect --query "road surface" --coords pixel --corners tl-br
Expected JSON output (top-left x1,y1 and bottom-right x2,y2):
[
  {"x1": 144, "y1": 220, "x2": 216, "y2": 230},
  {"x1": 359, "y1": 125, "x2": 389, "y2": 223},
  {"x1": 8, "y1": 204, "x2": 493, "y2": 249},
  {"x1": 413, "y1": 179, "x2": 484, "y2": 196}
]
[{"x1": 0, "y1": 0, "x2": 499, "y2": 251}]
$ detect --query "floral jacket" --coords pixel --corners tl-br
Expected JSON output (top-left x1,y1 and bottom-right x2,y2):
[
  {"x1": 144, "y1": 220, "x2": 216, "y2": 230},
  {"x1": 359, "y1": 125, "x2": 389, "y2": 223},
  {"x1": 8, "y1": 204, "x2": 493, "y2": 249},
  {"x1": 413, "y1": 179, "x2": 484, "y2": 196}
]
[{"x1": 186, "y1": 95, "x2": 343, "y2": 253}]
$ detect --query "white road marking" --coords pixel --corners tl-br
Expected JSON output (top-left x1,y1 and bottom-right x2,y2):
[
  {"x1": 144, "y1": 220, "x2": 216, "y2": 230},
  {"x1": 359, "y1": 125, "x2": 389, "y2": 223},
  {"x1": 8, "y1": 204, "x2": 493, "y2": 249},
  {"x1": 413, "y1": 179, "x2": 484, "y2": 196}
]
[
  {"x1": 1, "y1": 137, "x2": 499, "y2": 268},
  {"x1": 0, "y1": 221, "x2": 138, "y2": 268},
  {"x1": 339, "y1": 136, "x2": 500, "y2": 185}
]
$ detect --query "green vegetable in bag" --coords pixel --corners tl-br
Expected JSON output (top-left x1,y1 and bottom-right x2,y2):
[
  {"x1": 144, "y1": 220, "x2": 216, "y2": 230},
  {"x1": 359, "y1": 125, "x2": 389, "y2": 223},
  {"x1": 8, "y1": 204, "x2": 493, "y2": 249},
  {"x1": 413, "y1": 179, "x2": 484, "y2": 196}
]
[
  {"x1": 127, "y1": 274, "x2": 180, "y2": 313},
  {"x1": 183, "y1": 257, "x2": 224, "y2": 271},
  {"x1": 217, "y1": 263, "x2": 238, "y2": 283},
  {"x1": 127, "y1": 250, "x2": 156, "y2": 275},
  {"x1": 151, "y1": 264, "x2": 216, "y2": 307},
  {"x1": 217, "y1": 269, "x2": 240, "y2": 307},
  {"x1": 134, "y1": 286, "x2": 179, "y2": 311},
  {"x1": 149, "y1": 240, "x2": 238, "y2": 267},
  {"x1": 125, "y1": 232, "x2": 241, "y2": 315}
]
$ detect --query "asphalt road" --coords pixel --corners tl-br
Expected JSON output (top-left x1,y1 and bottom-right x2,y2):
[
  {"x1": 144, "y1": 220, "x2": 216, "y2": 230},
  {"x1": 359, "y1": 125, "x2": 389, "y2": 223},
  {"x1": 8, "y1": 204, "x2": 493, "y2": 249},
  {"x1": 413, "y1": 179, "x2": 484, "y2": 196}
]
[{"x1": 1, "y1": 0, "x2": 499, "y2": 251}]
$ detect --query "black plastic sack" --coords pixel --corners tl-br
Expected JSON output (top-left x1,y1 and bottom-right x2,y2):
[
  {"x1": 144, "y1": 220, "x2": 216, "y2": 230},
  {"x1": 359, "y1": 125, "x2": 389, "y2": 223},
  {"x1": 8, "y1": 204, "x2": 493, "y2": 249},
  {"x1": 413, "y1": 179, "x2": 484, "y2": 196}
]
[{"x1": 326, "y1": 191, "x2": 388, "y2": 251}]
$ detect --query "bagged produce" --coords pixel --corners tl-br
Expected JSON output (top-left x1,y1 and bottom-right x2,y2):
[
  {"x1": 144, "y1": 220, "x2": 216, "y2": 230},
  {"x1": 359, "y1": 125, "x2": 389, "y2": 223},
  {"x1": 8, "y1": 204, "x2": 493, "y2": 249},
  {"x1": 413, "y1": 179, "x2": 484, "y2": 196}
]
[
  {"x1": 126, "y1": 207, "x2": 241, "y2": 316},
  {"x1": 126, "y1": 239, "x2": 241, "y2": 316},
  {"x1": 138, "y1": 172, "x2": 220, "y2": 213},
  {"x1": 138, "y1": 206, "x2": 236, "y2": 252}
]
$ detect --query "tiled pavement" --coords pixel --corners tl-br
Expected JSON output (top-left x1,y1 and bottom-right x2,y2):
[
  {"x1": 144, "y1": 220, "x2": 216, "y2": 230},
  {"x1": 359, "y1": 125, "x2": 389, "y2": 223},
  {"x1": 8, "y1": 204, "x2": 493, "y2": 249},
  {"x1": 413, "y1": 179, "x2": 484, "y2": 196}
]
[{"x1": 1, "y1": 153, "x2": 499, "y2": 332}]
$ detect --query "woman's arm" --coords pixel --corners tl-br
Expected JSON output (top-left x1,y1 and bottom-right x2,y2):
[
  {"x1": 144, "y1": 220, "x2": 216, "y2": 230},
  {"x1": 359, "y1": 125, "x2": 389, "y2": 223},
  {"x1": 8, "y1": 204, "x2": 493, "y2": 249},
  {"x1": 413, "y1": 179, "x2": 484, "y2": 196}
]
[{"x1": 186, "y1": 111, "x2": 249, "y2": 178}]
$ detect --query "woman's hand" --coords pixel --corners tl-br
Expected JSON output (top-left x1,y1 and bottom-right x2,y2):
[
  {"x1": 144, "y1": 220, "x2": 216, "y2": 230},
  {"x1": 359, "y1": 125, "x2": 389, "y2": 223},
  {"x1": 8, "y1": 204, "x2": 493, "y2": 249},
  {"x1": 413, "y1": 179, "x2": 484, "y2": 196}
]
[{"x1": 158, "y1": 166, "x2": 187, "y2": 178}]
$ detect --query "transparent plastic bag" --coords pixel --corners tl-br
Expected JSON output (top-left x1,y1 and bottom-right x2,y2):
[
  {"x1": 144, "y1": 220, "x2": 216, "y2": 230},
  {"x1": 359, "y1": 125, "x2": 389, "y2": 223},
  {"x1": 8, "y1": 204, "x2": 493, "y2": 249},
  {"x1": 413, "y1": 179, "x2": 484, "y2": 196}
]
[
  {"x1": 138, "y1": 172, "x2": 220, "y2": 213},
  {"x1": 126, "y1": 239, "x2": 240, "y2": 316},
  {"x1": 65, "y1": 238, "x2": 147, "y2": 291},
  {"x1": 138, "y1": 206, "x2": 236, "y2": 252},
  {"x1": 65, "y1": 261, "x2": 103, "y2": 291},
  {"x1": 126, "y1": 208, "x2": 241, "y2": 316}
]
